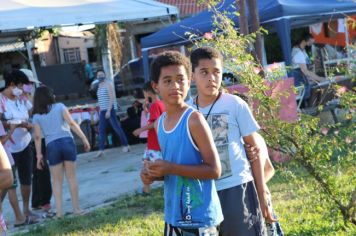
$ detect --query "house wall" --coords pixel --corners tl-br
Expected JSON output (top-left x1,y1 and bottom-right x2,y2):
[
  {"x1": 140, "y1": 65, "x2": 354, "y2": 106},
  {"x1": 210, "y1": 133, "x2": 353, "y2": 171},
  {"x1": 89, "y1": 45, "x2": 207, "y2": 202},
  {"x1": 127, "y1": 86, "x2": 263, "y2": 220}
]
[{"x1": 58, "y1": 35, "x2": 95, "y2": 64}]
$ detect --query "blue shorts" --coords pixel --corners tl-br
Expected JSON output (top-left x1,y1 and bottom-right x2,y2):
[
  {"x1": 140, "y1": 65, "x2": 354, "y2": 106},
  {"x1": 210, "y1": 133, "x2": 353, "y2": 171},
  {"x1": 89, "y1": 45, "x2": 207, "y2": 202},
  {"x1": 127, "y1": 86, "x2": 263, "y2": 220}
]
[{"x1": 46, "y1": 137, "x2": 77, "y2": 166}]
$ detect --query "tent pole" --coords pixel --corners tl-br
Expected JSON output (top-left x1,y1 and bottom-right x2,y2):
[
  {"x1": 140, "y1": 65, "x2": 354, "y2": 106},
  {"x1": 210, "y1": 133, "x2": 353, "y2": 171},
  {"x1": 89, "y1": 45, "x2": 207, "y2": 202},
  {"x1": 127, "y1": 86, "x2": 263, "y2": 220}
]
[
  {"x1": 142, "y1": 49, "x2": 150, "y2": 82},
  {"x1": 99, "y1": 24, "x2": 116, "y2": 97},
  {"x1": 25, "y1": 40, "x2": 39, "y2": 80}
]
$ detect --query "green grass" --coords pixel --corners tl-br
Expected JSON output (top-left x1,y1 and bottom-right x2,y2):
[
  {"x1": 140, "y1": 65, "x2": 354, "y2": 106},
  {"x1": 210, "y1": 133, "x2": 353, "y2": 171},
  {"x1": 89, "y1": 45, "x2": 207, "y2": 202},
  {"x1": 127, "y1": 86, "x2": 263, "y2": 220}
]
[{"x1": 18, "y1": 170, "x2": 355, "y2": 236}]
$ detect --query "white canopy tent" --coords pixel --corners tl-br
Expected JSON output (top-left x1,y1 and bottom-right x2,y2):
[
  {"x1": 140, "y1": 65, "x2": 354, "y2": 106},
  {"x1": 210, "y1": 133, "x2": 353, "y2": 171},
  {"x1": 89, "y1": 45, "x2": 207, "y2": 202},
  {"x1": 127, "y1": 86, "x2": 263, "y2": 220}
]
[
  {"x1": 0, "y1": 0, "x2": 178, "y2": 31},
  {"x1": 0, "y1": 0, "x2": 178, "y2": 84}
]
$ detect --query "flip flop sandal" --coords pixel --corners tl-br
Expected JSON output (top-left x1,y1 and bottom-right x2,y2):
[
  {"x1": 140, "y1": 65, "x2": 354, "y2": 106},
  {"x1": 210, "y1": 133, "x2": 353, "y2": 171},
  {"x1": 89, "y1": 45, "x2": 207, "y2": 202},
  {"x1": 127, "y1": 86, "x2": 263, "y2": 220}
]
[{"x1": 14, "y1": 216, "x2": 39, "y2": 227}]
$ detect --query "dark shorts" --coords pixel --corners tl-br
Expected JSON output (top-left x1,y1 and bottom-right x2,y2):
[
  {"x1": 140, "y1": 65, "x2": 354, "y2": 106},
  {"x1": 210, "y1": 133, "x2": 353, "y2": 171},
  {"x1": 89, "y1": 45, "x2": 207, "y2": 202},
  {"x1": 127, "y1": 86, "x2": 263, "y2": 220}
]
[
  {"x1": 218, "y1": 181, "x2": 266, "y2": 236},
  {"x1": 164, "y1": 223, "x2": 218, "y2": 236},
  {"x1": 12, "y1": 144, "x2": 33, "y2": 186},
  {"x1": 46, "y1": 137, "x2": 77, "y2": 166}
]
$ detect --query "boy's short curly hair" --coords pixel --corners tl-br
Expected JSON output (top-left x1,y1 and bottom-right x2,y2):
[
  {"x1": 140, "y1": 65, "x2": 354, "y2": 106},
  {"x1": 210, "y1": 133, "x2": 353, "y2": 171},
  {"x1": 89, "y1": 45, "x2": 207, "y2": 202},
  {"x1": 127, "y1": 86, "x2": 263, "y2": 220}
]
[
  {"x1": 190, "y1": 46, "x2": 223, "y2": 72},
  {"x1": 150, "y1": 51, "x2": 191, "y2": 83},
  {"x1": 142, "y1": 81, "x2": 156, "y2": 94}
]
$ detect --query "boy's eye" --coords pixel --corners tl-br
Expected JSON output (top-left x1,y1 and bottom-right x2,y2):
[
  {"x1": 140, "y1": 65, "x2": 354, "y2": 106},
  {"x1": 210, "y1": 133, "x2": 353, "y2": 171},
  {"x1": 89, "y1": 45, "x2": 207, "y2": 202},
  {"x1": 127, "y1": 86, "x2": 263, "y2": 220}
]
[
  {"x1": 163, "y1": 79, "x2": 171, "y2": 84},
  {"x1": 201, "y1": 71, "x2": 208, "y2": 76}
]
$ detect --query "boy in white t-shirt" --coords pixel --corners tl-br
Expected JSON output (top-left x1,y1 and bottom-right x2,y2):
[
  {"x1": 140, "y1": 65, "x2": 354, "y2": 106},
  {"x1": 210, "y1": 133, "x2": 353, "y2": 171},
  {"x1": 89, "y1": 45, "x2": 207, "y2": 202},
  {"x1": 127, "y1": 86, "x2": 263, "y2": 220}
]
[{"x1": 187, "y1": 47, "x2": 276, "y2": 235}]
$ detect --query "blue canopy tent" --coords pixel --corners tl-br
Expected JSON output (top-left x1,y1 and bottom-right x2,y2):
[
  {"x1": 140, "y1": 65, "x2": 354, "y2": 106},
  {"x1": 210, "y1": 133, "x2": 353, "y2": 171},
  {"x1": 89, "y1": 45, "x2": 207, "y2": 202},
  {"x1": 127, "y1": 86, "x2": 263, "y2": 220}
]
[{"x1": 141, "y1": 0, "x2": 356, "y2": 81}]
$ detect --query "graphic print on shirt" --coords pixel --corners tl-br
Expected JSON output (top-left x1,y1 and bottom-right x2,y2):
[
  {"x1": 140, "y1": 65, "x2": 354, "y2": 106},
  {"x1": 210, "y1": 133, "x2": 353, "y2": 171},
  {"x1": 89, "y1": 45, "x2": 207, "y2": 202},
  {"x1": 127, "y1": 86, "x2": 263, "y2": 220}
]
[
  {"x1": 176, "y1": 176, "x2": 204, "y2": 226},
  {"x1": 206, "y1": 113, "x2": 232, "y2": 180}
]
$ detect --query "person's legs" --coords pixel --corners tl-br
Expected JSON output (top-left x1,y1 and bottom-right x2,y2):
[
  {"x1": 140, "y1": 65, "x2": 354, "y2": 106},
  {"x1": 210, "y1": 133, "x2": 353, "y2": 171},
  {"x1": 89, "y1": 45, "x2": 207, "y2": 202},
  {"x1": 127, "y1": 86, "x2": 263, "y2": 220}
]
[
  {"x1": 13, "y1": 145, "x2": 34, "y2": 217},
  {"x1": 8, "y1": 189, "x2": 26, "y2": 224},
  {"x1": 49, "y1": 164, "x2": 64, "y2": 218},
  {"x1": 98, "y1": 110, "x2": 108, "y2": 150},
  {"x1": 63, "y1": 161, "x2": 81, "y2": 214},
  {"x1": 1, "y1": 166, "x2": 26, "y2": 225},
  {"x1": 60, "y1": 137, "x2": 81, "y2": 214},
  {"x1": 108, "y1": 109, "x2": 129, "y2": 147},
  {"x1": 39, "y1": 139, "x2": 52, "y2": 209},
  {"x1": 46, "y1": 139, "x2": 66, "y2": 218},
  {"x1": 218, "y1": 181, "x2": 266, "y2": 236}
]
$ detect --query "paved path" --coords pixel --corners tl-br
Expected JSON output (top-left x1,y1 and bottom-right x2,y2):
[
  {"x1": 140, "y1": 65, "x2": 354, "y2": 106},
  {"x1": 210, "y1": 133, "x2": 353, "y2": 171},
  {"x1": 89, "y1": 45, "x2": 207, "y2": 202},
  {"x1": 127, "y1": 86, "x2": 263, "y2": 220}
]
[{"x1": 3, "y1": 144, "x2": 151, "y2": 233}]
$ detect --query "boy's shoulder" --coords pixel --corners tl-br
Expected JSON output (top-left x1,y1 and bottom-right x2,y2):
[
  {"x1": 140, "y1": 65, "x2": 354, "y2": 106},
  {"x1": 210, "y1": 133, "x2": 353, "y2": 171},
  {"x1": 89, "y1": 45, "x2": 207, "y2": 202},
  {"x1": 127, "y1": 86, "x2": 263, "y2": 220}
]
[{"x1": 220, "y1": 92, "x2": 248, "y2": 106}]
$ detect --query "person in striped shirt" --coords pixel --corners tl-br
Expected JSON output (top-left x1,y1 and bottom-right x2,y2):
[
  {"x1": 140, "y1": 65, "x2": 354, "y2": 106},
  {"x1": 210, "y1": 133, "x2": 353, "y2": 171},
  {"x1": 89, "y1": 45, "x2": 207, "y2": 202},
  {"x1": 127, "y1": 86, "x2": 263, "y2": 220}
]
[{"x1": 96, "y1": 70, "x2": 129, "y2": 157}]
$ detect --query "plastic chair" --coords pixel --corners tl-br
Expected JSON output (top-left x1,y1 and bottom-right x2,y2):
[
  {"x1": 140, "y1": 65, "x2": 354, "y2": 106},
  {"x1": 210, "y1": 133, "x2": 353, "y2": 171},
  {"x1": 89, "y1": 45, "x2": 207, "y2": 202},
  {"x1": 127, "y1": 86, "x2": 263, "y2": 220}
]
[{"x1": 295, "y1": 85, "x2": 305, "y2": 110}]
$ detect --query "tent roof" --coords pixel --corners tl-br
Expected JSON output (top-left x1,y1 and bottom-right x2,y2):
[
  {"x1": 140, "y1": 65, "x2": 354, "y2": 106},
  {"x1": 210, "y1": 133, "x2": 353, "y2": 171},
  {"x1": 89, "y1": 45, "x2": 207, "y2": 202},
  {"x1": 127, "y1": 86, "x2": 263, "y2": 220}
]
[
  {"x1": 141, "y1": 0, "x2": 356, "y2": 49},
  {"x1": 0, "y1": 0, "x2": 179, "y2": 32}
]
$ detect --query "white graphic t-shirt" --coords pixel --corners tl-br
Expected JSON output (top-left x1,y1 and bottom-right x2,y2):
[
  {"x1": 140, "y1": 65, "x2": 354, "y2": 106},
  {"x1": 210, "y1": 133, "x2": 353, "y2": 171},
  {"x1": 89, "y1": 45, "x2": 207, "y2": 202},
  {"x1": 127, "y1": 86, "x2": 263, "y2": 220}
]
[{"x1": 187, "y1": 93, "x2": 260, "y2": 191}]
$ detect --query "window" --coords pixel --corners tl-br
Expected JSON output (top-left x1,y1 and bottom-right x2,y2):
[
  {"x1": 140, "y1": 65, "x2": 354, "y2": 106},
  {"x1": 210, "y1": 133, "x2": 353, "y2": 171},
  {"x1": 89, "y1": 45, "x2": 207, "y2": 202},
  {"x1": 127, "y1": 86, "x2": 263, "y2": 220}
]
[{"x1": 63, "y1": 48, "x2": 81, "y2": 63}]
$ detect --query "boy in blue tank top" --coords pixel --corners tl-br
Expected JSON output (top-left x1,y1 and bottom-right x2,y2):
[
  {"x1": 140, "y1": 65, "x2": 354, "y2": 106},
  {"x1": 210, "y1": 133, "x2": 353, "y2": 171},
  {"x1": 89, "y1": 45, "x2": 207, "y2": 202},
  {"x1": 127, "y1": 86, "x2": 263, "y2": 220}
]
[{"x1": 140, "y1": 51, "x2": 223, "y2": 236}]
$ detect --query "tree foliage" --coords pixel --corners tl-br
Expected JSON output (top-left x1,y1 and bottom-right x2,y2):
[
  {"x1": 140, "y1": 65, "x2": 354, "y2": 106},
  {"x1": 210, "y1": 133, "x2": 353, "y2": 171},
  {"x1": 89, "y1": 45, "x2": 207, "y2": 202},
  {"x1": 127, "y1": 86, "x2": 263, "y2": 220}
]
[{"x1": 195, "y1": 0, "x2": 355, "y2": 227}]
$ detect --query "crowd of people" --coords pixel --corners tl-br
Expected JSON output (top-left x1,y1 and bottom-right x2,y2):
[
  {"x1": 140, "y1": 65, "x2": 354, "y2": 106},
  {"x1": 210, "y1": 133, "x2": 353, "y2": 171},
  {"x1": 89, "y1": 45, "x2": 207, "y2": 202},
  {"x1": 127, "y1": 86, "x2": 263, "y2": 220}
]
[{"x1": 0, "y1": 46, "x2": 285, "y2": 236}]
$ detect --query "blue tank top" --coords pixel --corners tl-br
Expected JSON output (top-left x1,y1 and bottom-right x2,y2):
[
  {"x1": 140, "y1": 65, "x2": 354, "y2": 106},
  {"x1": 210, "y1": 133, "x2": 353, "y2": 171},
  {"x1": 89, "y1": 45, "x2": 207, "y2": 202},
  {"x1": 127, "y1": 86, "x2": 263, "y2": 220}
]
[{"x1": 157, "y1": 107, "x2": 223, "y2": 228}]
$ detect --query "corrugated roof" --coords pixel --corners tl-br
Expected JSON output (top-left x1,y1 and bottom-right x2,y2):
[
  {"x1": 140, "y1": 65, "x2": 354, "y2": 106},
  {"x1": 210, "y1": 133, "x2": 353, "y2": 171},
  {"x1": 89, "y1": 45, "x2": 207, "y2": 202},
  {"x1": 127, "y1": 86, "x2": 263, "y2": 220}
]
[
  {"x1": 158, "y1": 0, "x2": 206, "y2": 17},
  {"x1": 0, "y1": 41, "x2": 25, "y2": 53}
]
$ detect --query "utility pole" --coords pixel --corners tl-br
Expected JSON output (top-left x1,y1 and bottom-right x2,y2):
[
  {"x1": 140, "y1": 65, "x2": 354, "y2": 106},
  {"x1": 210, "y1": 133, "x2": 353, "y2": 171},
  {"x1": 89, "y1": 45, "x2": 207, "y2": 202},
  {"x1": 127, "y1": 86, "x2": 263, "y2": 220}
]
[
  {"x1": 248, "y1": 0, "x2": 263, "y2": 64},
  {"x1": 236, "y1": 0, "x2": 249, "y2": 35}
]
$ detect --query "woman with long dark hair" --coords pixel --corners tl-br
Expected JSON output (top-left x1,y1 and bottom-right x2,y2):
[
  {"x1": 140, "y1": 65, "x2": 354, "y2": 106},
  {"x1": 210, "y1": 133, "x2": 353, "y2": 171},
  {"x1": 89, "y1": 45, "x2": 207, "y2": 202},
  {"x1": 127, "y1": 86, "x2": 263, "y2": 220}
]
[
  {"x1": 291, "y1": 33, "x2": 324, "y2": 104},
  {"x1": 32, "y1": 86, "x2": 90, "y2": 218}
]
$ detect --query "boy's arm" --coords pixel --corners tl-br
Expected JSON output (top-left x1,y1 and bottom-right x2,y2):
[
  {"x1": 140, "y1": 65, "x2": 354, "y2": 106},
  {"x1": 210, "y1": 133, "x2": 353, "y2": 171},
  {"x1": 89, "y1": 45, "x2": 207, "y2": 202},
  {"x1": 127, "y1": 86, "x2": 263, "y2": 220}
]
[
  {"x1": 243, "y1": 132, "x2": 276, "y2": 223},
  {"x1": 33, "y1": 124, "x2": 45, "y2": 170},
  {"x1": 148, "y1": 111, "x2": 221, "y2": 179},
  {"x1": 245, "y1": 133, "x2": 275, "y2": 182},
  {"x1": 133, "y1": 122, "x2": 154, "y2": 137},
  {"x1": 0, "y1": 124, "x2": 17, "y2": 144},
  {"x1": 264, "y1": 155, "x2": 275, "y2": 183}
]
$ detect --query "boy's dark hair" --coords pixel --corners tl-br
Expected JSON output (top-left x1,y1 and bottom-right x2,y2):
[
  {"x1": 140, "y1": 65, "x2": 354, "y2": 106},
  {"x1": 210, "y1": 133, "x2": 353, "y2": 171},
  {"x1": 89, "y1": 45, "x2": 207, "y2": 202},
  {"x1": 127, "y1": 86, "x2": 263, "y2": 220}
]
[
  {"x1": 33, "y1": 86, "x2": 56, "y2": 115},
  {"x1": 190, "y1": 46, "x2": 223, "y2": 72},
  {"x1": 150, "y1": 51, "x2": 191, "y2": 83},
  {"x1": 4, "y1": 70, "x2": 30, "y2": 88},
  {"x1": 142, "y1": 81, "x2": 156, "y2": 94},
  {"x1": 96, "y1": 69, "x2": 105, "y2": 76}
]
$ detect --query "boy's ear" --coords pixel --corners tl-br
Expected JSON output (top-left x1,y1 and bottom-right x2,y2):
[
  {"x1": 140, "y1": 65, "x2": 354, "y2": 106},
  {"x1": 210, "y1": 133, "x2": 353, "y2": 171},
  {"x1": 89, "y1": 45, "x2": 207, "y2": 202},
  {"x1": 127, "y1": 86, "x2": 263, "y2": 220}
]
[{"x1": 151, "y1": 81, "x2": 159, "y2": 94}]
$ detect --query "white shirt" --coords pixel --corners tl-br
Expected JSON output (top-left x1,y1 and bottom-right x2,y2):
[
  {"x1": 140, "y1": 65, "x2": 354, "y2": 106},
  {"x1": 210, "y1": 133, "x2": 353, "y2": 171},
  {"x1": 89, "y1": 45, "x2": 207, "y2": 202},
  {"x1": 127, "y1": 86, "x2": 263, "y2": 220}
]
[
  {"x1": 187, "y1": 93, "x2": 260, "y2": 191},
  {"x1": 0, "y1": 95, "x2": 32, "y2": 153},
  {"x1": 291, "y1": 47, "x2": 309, "y2": 69}
]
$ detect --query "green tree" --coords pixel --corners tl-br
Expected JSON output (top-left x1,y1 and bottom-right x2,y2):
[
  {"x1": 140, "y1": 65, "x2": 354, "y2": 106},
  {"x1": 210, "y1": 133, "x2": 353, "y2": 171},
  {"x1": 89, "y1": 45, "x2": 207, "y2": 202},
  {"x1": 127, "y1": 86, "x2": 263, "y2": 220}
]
[{"x1": 197, "y1": 0, "x2": 355, "y2": 227}]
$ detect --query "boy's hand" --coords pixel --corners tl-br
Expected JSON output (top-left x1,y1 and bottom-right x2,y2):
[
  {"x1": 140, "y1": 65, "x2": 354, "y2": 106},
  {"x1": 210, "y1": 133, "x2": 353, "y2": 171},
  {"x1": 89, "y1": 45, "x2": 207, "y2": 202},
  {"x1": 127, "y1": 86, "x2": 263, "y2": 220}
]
[
  {"x1": 37, "y1": 158, "x2": 44, "y2": 170},
  {"x1": 259, "y1": 192, "x2": 277, "y2": 223},
  {"x1": 244, "y1": 144, "x2": 260, "y2": 161},
  {"x1": 105, "y1": 110, "x2": 111, "y2": 119},
  {"x1": 147, "y1": 160, "x2": 172, "y2": 177},
  {"x1": 19, "y1": 121, "x2": 32, "y2": 130},
  {"x1": 140, "y1": 167, "x2": 154, "y2": 185},
  {"x1": 9, "y1": 124, "x2": 19, "y2": 132},
  {"x1": 82, "y1": 139, "x2": 91, "y2": 152},
  {"x1": 132, "y1": 128, "x2": 141, "y2": 137}
]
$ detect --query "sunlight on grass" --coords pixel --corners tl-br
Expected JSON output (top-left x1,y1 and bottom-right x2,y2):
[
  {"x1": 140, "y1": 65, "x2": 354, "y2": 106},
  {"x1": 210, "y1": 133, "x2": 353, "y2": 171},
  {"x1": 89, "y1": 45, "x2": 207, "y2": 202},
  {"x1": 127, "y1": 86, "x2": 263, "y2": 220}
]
[{"x1": 18, "y1": 169, "x2": 355, "y2": 235}]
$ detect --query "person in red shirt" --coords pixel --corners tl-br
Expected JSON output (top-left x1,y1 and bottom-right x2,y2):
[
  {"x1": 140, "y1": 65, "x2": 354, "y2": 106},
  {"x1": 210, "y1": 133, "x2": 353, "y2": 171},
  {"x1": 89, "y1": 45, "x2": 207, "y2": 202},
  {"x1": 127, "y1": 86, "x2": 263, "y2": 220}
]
[{"x1": 133, "y1": 82, "x2": 165, "y2": 194}]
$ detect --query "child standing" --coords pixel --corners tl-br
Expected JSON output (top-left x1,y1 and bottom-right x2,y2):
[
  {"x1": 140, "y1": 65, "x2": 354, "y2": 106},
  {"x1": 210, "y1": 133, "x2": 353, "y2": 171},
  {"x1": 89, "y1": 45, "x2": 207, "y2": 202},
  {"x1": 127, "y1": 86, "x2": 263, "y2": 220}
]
[
  {"x1": 133, "y1": 82, "x2": 165, "y2": 194},
  {"x1": 32, "y1": 86, "x2": 90, "y2": 218},
  {"x1": 188, "y1": 47, "x2": 275, "y2": 236},
  {"x1": 141, "y1": 51, "x2": 223, "y2": 235}
]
